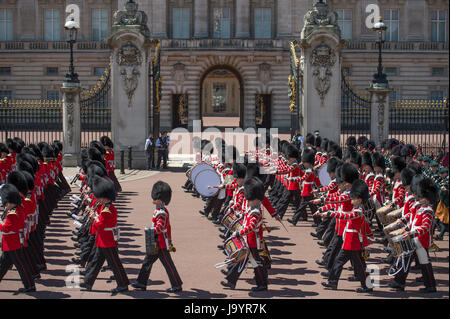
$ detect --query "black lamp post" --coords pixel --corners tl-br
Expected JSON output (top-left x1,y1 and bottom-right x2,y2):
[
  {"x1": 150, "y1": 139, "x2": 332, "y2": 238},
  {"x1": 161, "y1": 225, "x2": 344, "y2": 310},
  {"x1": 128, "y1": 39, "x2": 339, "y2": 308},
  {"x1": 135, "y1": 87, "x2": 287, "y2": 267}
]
[
  {"x1": 64, "y1": 19, "x2": 80, "y2": 83},
  {"x1": 371, "y1": 17, "x2": 389, "y2": 88}
]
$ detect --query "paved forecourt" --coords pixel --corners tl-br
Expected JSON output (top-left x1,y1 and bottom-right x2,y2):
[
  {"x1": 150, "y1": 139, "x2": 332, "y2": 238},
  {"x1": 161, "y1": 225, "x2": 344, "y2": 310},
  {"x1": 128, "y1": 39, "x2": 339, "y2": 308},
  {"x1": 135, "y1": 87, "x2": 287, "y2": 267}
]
[{"x1": 0, "y1": 168, "x2": 448, "y2": 299}]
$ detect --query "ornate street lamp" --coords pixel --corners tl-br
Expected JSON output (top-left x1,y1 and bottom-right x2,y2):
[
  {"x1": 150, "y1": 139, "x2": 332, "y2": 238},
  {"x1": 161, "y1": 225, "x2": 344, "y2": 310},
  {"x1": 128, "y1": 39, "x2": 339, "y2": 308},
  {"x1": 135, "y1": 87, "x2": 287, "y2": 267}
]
[
  {"x1": 371, "y1": 17, "x2": 389, "y2": 88},
  {"x1": 64, "y1": 18, "x2": 80, "y2": 83}
]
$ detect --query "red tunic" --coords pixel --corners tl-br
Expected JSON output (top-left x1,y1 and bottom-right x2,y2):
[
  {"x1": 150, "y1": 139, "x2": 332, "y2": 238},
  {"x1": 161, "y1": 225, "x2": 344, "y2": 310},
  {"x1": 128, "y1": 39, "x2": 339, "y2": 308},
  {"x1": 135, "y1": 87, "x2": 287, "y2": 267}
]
[
  {"x1": 392, "y1": 179, "x2": 405, "y2": 208},
  {"x1": 321, "y1": 191, "x2": 352, "y2": 236},
  {"x1": 105, "y1": 150, "x2": 115, "y2": 173},
  {"x1": 152, "y1": 206, "x2": 172, "y2": 249},
  {"x1": 278, "y1": 160, "x2": 301, "y2": 191},
  {"x1": 238, "y1": 205, "x2": 263, "y2": 249},
  {"x1": 329, "y1": 205, "x2": 370, "y2": 250},
  {"x1": 93, "y1": 203, "x2": 118, "y2": 248},
  {"x1": 0, "y1": 208, "x2": 22, "y2": 251},
  {"x1": 404, "y1": 204, "x2": 434, "y2": 249}
]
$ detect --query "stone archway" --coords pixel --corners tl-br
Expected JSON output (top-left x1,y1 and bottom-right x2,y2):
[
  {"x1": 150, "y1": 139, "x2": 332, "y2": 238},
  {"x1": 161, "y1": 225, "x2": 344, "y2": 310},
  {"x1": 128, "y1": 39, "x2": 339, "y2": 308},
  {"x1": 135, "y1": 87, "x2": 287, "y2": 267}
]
[{"x1": 200, "y1": 65, "x2": 244, "y2": 128}]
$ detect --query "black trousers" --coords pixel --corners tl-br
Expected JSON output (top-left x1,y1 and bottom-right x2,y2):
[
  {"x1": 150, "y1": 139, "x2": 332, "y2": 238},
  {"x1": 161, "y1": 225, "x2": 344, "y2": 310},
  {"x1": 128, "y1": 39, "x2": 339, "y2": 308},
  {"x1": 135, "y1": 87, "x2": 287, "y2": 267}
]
[
  {"x1": 316, "y1": 217, "x2": 332, "y2": 238},
  {"x1": 292, "y1": 195, "x2": 319, "y2": 224},
  {"x1": 84, "y1": 246, "x2": 129, "y2": 288},
  {"x1": 323, "y1": 234, "x2": 343, "y2": 270},
  {"x1": 225, "y1": 248, "x2": 268, "y2": 288},
  {"x1": 156, "y1": 150, "x2": 168, "y2": 169},
  {"x1": 394, "y1": 251, "x2": 436, "y2": 288},
  {"x1": 80, "y1": 235, "x2": 96, "y2": 264},
  {"x1": 0, "y1": 249, "x2": 35, "y2": 289},
  {"x1": 29, "y1": 231, "x2": 46, "y2": 266},
  {"x1": 136, "y1": 248, "x2": 183, "y2": 288},
  {"x1": 322, "y1": 218, "x2": 336, "y2": 246},
  {"x1": 146, "y1": 150, "x2": 154, "y2": 169},
  {"x1": 276, "y1": 189, "x2": 301, "y2": 219},
  {"x1": 204, "y1": 195, "x2": 218, "y2": 216},
  {"x1": 328, "y1": 249, "x2": 368, "y2": 287}
]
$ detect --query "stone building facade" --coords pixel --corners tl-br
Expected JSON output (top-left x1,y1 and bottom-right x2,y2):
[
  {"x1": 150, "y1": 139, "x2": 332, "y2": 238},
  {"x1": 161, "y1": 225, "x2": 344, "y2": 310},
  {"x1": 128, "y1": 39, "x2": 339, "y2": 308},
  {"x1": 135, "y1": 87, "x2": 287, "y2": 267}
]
[{"x1": 0, "y1": 0, "x2": 448, "y2": 131}]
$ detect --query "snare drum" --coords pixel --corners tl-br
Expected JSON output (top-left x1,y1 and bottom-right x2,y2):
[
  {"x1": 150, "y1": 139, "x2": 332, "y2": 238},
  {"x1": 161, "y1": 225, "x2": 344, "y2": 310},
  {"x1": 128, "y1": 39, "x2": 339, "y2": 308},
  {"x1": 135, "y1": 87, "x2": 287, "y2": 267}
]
[
  {"x1": 386, "y1": 208, "x2": 403, "y2": 224},
  {"x1": 364, "y1": 199, "x2": 376, "y2": 220},
  {"x1": 385, "y1": 223, "x2": 404, "y2": 236},
  {"x1": 391, "y1": 234, "x2": 416, "y2": 258},
  {"x1": 221, "y1": 210, "x2": 236, "y2": 229},
  {"x1": 376, "y1": 205, "x2": 395, "y2": 226},
  {"x1": 223, "y1": 236, "x2": 249, "y2": 263},
  {"x1": 229, "y1": 217, "x2": 243, "y2": 233}
]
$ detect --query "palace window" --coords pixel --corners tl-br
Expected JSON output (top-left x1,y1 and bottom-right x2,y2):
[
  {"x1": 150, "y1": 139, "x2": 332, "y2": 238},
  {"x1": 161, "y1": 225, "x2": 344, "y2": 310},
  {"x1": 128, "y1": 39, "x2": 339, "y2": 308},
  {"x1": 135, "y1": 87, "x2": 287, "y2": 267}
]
[
  {"x1": 172, "y1": 8, "x2": 190, "y2": 39},
  {"x1": 432, "y1": 67, "x2": 445, "y2": 77},
  {"x1": 213, "y1": 8, "x2": 231, "y2": 39},
  {"x1": 46, "y1": 90, "x2": 60, "y2": 101},
  {"x1": 0, "y1": 9, "x2": 13, "y2": 41},
  {"x1": 336, "y1": 9, "x2": 352, "y2": 40},
  {"x1": 431, "y1": 10, "x2": 446, "y2": 42},
  {"x1": 46, "y1": 67, "x2": 59, "y2": 76},
  {"x1": 385, "y1": 67, "x2": 398, "y2": 76},
  {"x1": 44, "y1": 9, "x2": 61, "y2": 41},
  {"x1": 430, "y1": 90, "x2": 444, "y2": 101},
  {"x1": 212, "y1": 82, "x2": 227, "y2": 113},
  {"x1": 254, "y1": 8, "x2": 272, "y2": 39},
  {"x1": 383, "y1": 9, "x2": 399, "y2": 42},
  {"x1": 389, "y1": 90, "x2": 398, "y2": 102},
  {"x1": 92, "y1": 9, "x2": 109, "y2": 41},
  {"x1": 94, "y1": 67, "x2": 106, "y2": 76},
  {"x1": 0, "y1": 67, "x2": 11, "y2": 76},
  {"x1": 0, "y1": 90, "x2": 12, "y2": 100}
]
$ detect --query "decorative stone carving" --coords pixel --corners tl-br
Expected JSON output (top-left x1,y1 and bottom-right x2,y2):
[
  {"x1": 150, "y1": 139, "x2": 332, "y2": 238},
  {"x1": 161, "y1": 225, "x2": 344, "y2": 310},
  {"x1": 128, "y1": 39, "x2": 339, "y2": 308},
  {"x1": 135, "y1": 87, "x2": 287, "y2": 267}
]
[
  {"x1": 173, "y1": 63, "x2": 186, "y2": 86},
  {"x1": 112, "y1": 0, "x2": 151, "y2": 38},
  {"x1": 258, "y1": 63, "x2": 271, "y2": 85},
  {"x1": 65, "y1": 93, "x2": 76, "y2": 147},
  {"x1": 376, "y1": 93, "x2": 388, "y2": 144},
  {"x1": 302, "y1": 1, "x2": 340, "y2": 39},
  {"x1": 117, "y1": 41, "x2": 142, "y2": 108},
  {"x1": 311, "y1": 42, "x2": 336, "y2": 106}
]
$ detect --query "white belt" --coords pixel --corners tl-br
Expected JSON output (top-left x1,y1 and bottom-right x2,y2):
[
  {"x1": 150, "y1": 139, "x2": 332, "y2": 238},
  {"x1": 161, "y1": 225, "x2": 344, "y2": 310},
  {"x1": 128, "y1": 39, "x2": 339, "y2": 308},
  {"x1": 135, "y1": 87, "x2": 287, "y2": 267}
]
[
  {"x1": 104, "y1": 227, "x2": 117, "y2": 231},
  {"x1": 303, "y1": 182, "x2": 314, "y2": 185},
  {"x1": 0, "y1": 231, "x2": 17, "y2": 235}
]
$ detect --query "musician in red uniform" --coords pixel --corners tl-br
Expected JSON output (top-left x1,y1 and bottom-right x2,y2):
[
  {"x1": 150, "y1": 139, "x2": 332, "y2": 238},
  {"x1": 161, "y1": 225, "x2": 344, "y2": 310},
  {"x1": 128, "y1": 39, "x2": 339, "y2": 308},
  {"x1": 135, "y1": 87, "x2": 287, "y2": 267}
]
[
  {"x1": 101, "y1": 136, "x2": 122, "y2": 192},
  {"x1": 390, "y1": 156, "x2": 407, "y2": 209},
  {"x1": 288, "y1": 148, "x2": 322, "y2": 225},
  {"x1": 221, "y1": 177, "x2": 268, "y2": 291},
  {"x1": 389, "y1": 177, "x2": 438, "y2": 293},
  {"x1": 319, "y1": 179, "x2": 373, "y2": 293},
  {"x1": 80, "y1": 176, "x2": 129, "y2": 295},
  {"x1": 274, "y1": 144, "x2": 301, "y2": 220},
  {"x1": 0, "y1": 184, "x2": 36, "y2": 293},
  {"x1": 370, "y1": 152, "x2": 387, "y2": 231},
  {"x1": 132, "y1": 181, "x2": 183, "y2": 293}
]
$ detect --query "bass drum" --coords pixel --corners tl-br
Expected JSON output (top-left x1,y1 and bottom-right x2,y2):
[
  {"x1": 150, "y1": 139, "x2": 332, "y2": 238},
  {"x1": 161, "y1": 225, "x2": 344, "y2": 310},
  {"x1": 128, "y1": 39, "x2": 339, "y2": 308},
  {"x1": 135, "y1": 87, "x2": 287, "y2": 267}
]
[
  {"x1": 318, "y1": 163, "x2": 331, "y2": 187},
  {"x1": 193, "y1": 169, "x2": 222, "y2": 197},
  {"x1": 189, "y1": 163, "x2": 215, "y2": 183}
]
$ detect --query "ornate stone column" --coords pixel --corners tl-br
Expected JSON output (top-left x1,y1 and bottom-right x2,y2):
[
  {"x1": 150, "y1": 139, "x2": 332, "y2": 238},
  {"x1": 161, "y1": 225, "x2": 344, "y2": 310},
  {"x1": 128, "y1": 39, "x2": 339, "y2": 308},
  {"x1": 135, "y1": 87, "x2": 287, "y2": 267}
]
[
  {"x1": 368, "y1": 87, "x2": 392, "y2": 146},
  {"x1": 61, "y1": 82, "x2": 81, "y2": 167},
  {"x1": 298, "y1": 1, "x2": 344, "y2": 142},
  {"x1": 107, "y1": 1, "x2": 158, "y2": 169}
]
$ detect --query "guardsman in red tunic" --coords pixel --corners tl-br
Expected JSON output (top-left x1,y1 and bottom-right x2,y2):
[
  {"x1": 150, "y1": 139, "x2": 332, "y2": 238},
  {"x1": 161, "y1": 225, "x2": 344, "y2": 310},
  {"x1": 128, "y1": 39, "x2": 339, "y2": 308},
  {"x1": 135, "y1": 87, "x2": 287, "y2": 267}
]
[
  {"x1": 275, "y1": 144, "x2": 301, "y2": 220},
  {"x1": 319, "y1": 179, "x2": 373, "y2": 293},
  {"x1": 221, "y1": 177, "x2": 268, "y2": 291},
  {"x1": 390, "y1": 177, "x2": 437, "y2": 293},
  {"x1": 370, "y1": 152, "x2": 387, "y2": 231},
  {"x1": 100, "y1": 136, "x2": 122, "y2": 192},
  {"x1": 132, "y1": 181, "x2": 183, "y2": 292},
  {"x1": 80, "y1": 176, "x2": 129, "y2": 295},
  {"x1": 0, "y1": 184, "x2": 36, "y2": 293},
  {"x1": 288, "y1": 148, "x2": 322, "y2": 225},
  {"x1": 390, "y1": 156, "x2": 407, "y2": 209}
]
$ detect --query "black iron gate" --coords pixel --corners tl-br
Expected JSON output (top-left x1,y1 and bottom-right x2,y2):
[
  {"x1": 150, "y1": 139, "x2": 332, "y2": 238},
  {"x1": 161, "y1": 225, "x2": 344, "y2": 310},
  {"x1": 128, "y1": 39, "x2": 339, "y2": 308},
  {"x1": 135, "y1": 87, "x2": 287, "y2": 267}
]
[
  {"x1": 256, "y1": 94, "x2": 271, "y2": 129},
  {"x1": 289, "y1": 41, "x2": 302, "y2": 137},
  {"x1": 172, "y1": 94, "x2": 188, "y2": 129},
  {"x1": 80, "y1": 68, "x2": 111, "y2": 147}
]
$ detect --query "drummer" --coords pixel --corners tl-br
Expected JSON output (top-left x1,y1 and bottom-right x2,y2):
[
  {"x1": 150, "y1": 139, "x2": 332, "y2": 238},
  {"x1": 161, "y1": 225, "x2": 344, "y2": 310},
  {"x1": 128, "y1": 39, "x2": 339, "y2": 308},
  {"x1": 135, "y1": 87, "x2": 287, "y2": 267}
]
[
  {"x1": 389, "y1": 177, "x2": 438, "y2": 293},
  {"x1": 217, "y1": 163, "x2": 246, "y2": 220}
]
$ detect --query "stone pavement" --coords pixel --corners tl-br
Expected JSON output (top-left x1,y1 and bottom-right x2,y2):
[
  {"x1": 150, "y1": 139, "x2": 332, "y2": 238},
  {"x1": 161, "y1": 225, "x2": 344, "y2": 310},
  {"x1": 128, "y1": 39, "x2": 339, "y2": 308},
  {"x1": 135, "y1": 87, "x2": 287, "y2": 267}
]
[{"x1": 0, "y1": 169, "x2": 448, "y2": 299}]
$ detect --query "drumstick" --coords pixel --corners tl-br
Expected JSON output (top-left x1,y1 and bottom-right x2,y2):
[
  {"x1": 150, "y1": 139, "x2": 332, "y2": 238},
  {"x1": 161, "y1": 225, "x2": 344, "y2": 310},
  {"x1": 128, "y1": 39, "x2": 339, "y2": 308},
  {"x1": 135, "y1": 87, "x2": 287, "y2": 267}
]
[{"x1": 279, "y1": 219, "x2": 289, "y2": 232}]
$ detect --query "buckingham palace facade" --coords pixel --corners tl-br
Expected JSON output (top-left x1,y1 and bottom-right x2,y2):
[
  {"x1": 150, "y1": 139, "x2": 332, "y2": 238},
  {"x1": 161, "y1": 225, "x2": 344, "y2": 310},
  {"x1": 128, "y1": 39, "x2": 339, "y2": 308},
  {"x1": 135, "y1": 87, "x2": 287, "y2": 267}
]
[{"x1": 0, "y1": 0, "x2": 448, "y2": 131}]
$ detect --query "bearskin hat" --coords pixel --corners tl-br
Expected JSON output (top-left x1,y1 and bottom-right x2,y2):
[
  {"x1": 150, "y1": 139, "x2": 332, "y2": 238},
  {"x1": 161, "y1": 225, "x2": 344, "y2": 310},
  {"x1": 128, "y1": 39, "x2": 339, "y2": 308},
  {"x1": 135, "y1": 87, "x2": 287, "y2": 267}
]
[
  {"x1": 0, "y1": 143, "x2": 9, "y2": 154},
  {"x1": 88, "y1": 147, "x2": 104, "y2": 164},
  {"x1": 151, "y1": 181, "x2": 172, "y2": 205},
  {"x1": 387, "y1": 138, "x2": 399, "y2": 150},
  {"x1": 100, "y1": 136, "x2": 114, "y2": 148},
  {"x1": 363, "y1": 140, "x2": 376, "y2": 152},
  {"x1": 214, "y1": 137, "x2": 226, "y2": 150},
  {"x1": 41, "y1": 144, "x2": 55, "y2": 160},
  {"x1": 245, "y1": 162, "x2": 262, "y2": 181},
  {"x1": 92, "y1": 176, "x2": 116, "y2": 202},
  {"x1": 201, "y1": 140, "x2": 214, "y2": 154},
  {"x1": 90, "y1": 141, "x2": 106, "y2": 155},
  {"x1": 232, "y1": 163, "x2": 247, "y2": 179},
  {"x1": 17, "y1": 160, "x2": 35, "y2": 178},
  {"x1": 20, "y1": 171, "x2": 35, "y2": 193},
  {"x1": 280, "y1": 140, "x2": 290, "y2": 156},
  {"x1": 314, "y1": 136, "x2": 322, "y2": 148},
  {"x1": 391, "y1": 156, "x2": 406, "y2": 174},
  {"x1": 344, "y1": 145, "x2": 357, "y2": 160},
  {"x1": 416, "y1": 178, "x2": 438, "y2": 205},
  {"x1": 335, "y1": 163, "x2": 345, "y2": 184},
  {"x1": 320, "y1": 138, "x2": 329, "y2": 151},
  {"x1": 7, "y1": 138, "x2": 20, "y2": 154},
  {"x1": 28, "y1": 144, "x2": 44, "y2": 162},
  {"x1": 327, "y1": 157, "x2": 342, "y2": 174},
  {"x1": 401, "y1": 144, "x2": 416, "y2": 158},
  {"x1": 16, "y1": 153, "x2": 39, "y2": 174},
  {"x1": 53, "y1": 140, "x2": 63, "y2": 153},
  {"x1": 341, "y1": 163, "x2": 360, "y2": 184},
  {"x1": 350, "y1": 152, "x2": 362, "y2": 167},
  {"x1": 410, "y1": 174, "x2": 424, "y2": 196},
  {"x1": 391, "y1": 145, "x2": 404, "y2": 157},
  {"x1": 243, "y1": 177, "x2": 265, "y2": 201},
  {"x1": 305, "y1": 133, "x2": 315, "y2": 146},
  {"x1": 301, "y1": 148, "x2": 315, "y2": 165},
  {"x1": 346, "y1": 136, "x2": 357, "y2": 147},
  {"x1": 350, "y1": 179, "x2": 370, "y2": 202},
  {"x1": 371, "y1": 152, "x2": 386, "y2": 170},
  {"x1": 400, "y1": 168, "x2": 416, "y2": 187},
  {"x1": 87, "y1": 160, "x2": 107, "y2": 179},
  {"x1": 357, "y1": 136, "x2": 368, "y2": 146},
  {"x1": 407, "y1": 161, "x2": 422, "y2": 175},
  {"x1": 6, "y1": 171, "x2": 29, "y2": 195},
  {"x1": 287, "y1": 144, "x2": 300, "y2": 159},
  {"x1": 0, "y1": 184, "x2": 22, "y2": 206},
  {"x1": 362, "y1": 152, "x2": 373, "y2": 169},
  {"x1": 328, "y1": 143, "x2": 342, "y2": 159},
  {"x1": 225, "y1": 145, "x2": 240, "y2": 163}
]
